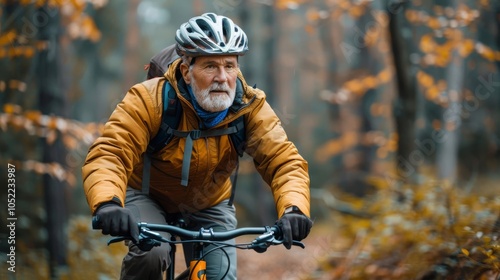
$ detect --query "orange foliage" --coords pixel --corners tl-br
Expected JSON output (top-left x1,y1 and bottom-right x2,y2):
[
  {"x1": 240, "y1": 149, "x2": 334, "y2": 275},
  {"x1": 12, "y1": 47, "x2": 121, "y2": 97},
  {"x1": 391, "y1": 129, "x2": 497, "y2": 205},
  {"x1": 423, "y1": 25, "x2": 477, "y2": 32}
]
[
  {"x1": 315, "y1": 131, "x2": 359, "y2": 162},
  {"x1": 333, "y1": 0, "x2": 372, "y2": 17},
  {"x1": 377, "y1": 68, "x2": 392, "y2": 83},
  {"x1": 0, "y1": 1, "x2": 107, "y2": 184},
  {"x1": 306, "y1": 7, "x2": 322, "y2": 21},
  {"x1": 275, "y1": 0, "x2": 304, "y2": 10},
  {"x1": 1, "y1": 102, "x2": 104, "y2": 185},
  {"x1": 305, "y1": 0, "x2": 375, "y2": 23},
  {"x1": 416, "y1": 71, "x2": 460, "y2": 104},
  {"x1": 406, "y1": 4, "x2": 479, "y2": 28},
  {"x1": 316, "y1": 131, "x2": 397, "y2": 162},
  {"x1": 323, "y1": 67, "x2": 394, "y2": 101},
  {"x1": 0, "y1": 30, "x2": 16, "y2": 47},
  {"x1": 349, "y1": 5, "x2": 364, "y2": 18},
  {"x1": 318, "y1": 180, "x2": 500, "y2": 279},
  {"x1": 0, "y1": 0, "x2": 103, "y2": 67},
  {"x1": 344, "y1": 80, "x2": 364, "y2": 95},
  {"x1": 376, "y1": 132, "x2": 398, "y2": 159},
  {"x1": 432, "y1": 119, "x2": 441, "y2": 130},
  {"x1": 370, "y1": 103, "x2": 387, "y2": 117},
  {"x1": 1, "y1": 103, "x2": 104, "y2": 149},
  {"x1": 417, "y1": 70, "x2": 434, "y2": 88},
  {"x1": 425, "y1": 86, "x2": 440, "y2": 100},
  {"x1": 408, "y1": 6, "x2": 500, "y2": 64}
]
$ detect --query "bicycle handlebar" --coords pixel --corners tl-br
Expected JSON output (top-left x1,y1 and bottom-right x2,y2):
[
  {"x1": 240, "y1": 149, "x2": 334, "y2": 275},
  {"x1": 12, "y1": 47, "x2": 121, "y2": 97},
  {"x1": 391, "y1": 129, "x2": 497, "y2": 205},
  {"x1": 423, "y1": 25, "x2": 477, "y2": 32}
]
[{"x1": 92, "y1": 216, "x2": 305, "y2": 251}]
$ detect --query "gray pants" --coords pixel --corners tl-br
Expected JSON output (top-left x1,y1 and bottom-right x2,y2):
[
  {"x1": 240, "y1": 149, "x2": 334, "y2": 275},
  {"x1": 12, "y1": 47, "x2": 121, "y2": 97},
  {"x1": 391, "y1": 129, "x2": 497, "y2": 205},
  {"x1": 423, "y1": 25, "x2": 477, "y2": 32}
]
[{"x1": 121, "y1": 187, "x2": 238, "y2": 280}]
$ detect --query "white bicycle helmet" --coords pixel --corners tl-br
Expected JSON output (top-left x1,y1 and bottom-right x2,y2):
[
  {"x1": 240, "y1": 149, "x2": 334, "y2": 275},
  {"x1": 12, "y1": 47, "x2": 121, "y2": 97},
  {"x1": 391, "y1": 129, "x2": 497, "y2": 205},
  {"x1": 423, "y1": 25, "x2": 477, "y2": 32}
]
[{"x1": 175, "y1": 13, "x2": 248, "y2": 57}]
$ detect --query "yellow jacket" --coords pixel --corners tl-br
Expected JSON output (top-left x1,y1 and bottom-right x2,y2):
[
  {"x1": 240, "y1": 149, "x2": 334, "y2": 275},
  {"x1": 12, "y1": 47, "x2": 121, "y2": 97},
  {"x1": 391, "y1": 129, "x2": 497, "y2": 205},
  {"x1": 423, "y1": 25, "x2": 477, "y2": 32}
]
[{"x1": 82, "y1": 59, "x2": 310, "y2": 218}]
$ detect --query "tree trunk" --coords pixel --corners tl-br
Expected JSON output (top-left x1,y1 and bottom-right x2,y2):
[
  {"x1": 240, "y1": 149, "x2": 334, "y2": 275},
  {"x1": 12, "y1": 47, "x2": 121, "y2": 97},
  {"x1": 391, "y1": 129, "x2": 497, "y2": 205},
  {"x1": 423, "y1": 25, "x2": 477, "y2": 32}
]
[
  {"x1": 436, "y1": 51, "x2": 463, "y2": 182},
  {"x1": 388, "y1": 0, "x2": 419, "y2": 184},
  {"x1": 123, "y1": 0, "x2": 141, "y2": 88},
  {"x1": 36, "y1": 5, "x2": 68, "y2": 278},
  {"x1": 436, "y1": 0, "x2": 464, "y2": 183}
]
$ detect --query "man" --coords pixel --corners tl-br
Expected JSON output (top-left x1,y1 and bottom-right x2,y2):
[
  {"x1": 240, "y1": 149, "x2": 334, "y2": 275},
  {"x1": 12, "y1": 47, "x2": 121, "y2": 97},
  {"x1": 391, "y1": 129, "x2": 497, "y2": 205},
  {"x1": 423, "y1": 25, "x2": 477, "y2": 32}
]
[{"x1": 83, "y1": 13, "x2": 312, "y2": 279}]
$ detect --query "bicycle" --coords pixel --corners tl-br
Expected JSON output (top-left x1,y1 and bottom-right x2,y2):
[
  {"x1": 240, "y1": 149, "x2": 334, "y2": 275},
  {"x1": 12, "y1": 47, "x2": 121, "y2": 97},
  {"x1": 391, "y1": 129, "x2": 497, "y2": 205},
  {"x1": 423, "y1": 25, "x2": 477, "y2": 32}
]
[{"x1": 92, "y1": 217, "x2": 305, "y2": 280}]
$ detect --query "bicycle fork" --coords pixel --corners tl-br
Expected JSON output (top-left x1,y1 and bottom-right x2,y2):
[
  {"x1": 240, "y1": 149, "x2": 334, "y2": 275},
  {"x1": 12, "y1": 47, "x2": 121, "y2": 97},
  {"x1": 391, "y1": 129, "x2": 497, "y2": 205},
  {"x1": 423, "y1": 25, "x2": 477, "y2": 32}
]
[
  {"x1": 189, "y1": 243, "x2": 207, "y2": 280},
  {"x1": 168, "y1": 241, "x2": 207, "y2": 280}
]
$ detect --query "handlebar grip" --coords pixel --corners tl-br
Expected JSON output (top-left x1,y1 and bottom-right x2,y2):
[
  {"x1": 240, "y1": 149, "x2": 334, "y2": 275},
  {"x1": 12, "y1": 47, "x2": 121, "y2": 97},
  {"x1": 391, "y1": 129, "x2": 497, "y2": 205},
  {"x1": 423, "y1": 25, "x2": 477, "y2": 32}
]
[
  {"x1": 292, "y1": 240, "x2": 306, "y2": 249},
  {"x1": 92, "y1": 216, "x2": 101, "y2": 230}
]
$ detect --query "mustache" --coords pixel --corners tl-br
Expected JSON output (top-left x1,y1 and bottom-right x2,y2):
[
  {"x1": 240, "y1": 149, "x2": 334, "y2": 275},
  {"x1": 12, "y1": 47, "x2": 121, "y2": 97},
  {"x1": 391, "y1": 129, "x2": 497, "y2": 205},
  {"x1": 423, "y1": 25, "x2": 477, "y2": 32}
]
[{"x1": 209, "y1": 83, "x2": 231, "y2": 92}]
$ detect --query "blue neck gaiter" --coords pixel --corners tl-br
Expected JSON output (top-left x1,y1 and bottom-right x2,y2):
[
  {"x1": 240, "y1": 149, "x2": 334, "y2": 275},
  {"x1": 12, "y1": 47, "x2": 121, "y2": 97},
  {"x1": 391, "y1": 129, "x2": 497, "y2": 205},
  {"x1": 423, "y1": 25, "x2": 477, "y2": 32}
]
[{"x1": 187, "y1": 85, "x2": 228, "y2": 129}]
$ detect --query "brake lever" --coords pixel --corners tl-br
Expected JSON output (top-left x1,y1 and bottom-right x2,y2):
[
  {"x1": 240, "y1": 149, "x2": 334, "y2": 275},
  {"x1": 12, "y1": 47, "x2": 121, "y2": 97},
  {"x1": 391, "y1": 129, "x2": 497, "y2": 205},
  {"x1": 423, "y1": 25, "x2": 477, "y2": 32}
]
[
  {"x1": 255, "y1": 238, "x2": 305, "y2": 248},
  {"x1": 247, "y1": 230, "x2": 274, "y2": 252},
  {"x1": 250, "y1": 230, "x2": 306, "y2": 252},
  {"x1": 141, "y1": 229, "x2": 170, "y2": 243},
  {"x1": 105, "y1": 228, "x2": 167, "y2": 250},
  {"x1": 292, "y1": 240, "x2": 306, "y2": 249},
  {"x1": 107, "y1": 236, "x2": 130, "y2": 246}
]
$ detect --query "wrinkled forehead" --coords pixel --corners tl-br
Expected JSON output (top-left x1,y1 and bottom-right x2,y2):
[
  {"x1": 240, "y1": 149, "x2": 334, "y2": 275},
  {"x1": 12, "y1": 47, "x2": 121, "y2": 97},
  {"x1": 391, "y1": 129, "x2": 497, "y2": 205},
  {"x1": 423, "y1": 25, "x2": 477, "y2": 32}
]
[
  {"x1": 195, "y1": 55, "x2": 238, "y2": 65},
  {"x1": 185, "y1": 54, "x2": 239, "y2": 66}
]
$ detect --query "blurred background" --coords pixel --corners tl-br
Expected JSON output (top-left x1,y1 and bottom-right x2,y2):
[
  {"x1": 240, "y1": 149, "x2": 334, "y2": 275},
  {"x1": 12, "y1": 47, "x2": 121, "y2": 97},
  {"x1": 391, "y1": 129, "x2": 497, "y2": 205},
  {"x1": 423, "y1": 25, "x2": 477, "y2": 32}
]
[{"x1": 0, "y1": 0, "x2": 499, "y2": 279}]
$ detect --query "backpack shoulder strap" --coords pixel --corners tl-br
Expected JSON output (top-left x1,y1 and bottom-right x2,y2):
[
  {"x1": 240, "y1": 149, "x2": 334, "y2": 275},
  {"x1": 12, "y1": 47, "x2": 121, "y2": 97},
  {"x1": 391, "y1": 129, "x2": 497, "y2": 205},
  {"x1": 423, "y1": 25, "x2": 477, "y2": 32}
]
[
  {"x1": 142, "y1": 82, "x2": 180, "y2": 194},
  {"x1": 227, "y1": 114, "x2": 246, "y2": 206},
  {"x1": 228, "y1": 115, "x2": 246, "y2": 157},
  {"x1": 147, "y1": 82, "x2": 181, "y2": 154}
]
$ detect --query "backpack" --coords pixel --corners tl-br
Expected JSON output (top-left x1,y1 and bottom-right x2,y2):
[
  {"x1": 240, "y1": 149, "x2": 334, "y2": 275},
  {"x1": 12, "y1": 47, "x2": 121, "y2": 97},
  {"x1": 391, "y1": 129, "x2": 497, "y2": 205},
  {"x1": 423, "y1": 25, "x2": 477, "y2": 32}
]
[{"x1": 142, "y1": 45, "x2": 246, "y2": 206}]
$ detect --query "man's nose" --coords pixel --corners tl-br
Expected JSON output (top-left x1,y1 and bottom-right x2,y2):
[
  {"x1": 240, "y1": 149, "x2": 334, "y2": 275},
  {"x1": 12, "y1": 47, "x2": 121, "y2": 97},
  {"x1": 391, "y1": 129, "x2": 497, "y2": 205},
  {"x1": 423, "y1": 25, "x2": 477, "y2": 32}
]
[{"x1": 213, "y1": 67, "x2": 228, "y2": 82}]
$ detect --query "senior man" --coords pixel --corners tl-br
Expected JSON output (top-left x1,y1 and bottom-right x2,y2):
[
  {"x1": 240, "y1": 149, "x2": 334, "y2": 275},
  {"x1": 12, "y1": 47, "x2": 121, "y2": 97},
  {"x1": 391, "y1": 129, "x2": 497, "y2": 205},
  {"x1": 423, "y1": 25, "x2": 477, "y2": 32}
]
[{"x1": 83, "y1": 13, "x2": 312, "y2": 279}]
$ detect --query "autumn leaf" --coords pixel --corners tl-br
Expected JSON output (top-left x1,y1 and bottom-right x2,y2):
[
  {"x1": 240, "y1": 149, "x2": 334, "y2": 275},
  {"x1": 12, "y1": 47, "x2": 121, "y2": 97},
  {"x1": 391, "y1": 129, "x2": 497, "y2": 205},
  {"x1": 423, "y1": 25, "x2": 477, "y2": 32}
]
[{"x1": 420, "y1": 35, "x2": 436, "y2": 53}]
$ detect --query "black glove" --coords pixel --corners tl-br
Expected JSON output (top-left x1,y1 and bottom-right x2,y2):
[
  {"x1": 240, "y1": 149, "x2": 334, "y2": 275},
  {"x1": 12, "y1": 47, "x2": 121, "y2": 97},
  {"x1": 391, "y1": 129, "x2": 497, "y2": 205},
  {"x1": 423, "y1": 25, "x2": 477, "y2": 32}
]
[
  {"x1": 93, "y1": 203, "x2": 139, "y2": 244},
  {"x1": 277, "y1": 213, "x2": 313, "y2": 249}
]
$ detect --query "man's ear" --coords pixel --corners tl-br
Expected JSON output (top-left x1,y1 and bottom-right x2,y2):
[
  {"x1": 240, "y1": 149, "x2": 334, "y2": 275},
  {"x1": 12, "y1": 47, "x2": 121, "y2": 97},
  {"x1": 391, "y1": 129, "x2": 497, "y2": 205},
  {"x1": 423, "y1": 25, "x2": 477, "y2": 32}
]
[{"x1": 180, "y1": 63, "x2": 191, "y2": 84}]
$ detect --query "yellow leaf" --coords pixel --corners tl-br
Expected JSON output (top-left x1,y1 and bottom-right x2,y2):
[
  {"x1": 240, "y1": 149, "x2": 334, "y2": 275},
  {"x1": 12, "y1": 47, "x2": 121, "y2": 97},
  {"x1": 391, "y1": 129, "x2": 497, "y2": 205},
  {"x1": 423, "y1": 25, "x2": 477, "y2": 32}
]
[
  {"x1": 344, "y1": 80, "x2": 364, "y2": 95},
  {"x1": 363, "y1": 76, "x2": 378, "y2": 89},
  {"x1": 428, "y1": 17, "x2": 440, "y2": 29},
  {"x1": 417, "y1": 71, "x2": 434, "y2": 88},
  {"x1": 432, "y1": 119, "x2": 441, "y2": 130},
  {"x1": 4, "y1": 103, "x2": 21, "y2": 114},
  {"x1": 25, "y1": 110, "x2": 41, "y2": 122},
  {"x1": 420, "y1": 35, "x2": 436, "y2": 53},
  {"x1": 306, "y1": 8, "x2": 320, "y2": 21},
  {"x1": 378, "y1": 68, "x2": 392, "y2": 83},
  {"x1": 426, "y1": 86, "x2": 440, "y2": 101},
  {"x1": 461, "y1": 248, "x2": 469, "y2": 256},
  {"x1": 376, "y1": 147, "x2": 388, "y2": 158},
  {"x1": 349, "y1": 6, "x2": 364, "y2": 18},
  {"x1": 459, "y1": 39, "x2": 475, "y2": 57},
  {"x1": 405, "y1": 10, "x2": 418, "y2": 23}
]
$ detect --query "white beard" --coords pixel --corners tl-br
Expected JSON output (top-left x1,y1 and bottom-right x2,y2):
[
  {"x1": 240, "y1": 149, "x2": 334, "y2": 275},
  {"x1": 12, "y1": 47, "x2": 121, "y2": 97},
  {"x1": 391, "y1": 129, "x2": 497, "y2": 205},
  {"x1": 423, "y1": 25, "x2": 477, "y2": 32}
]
[{"x1": 190, "y1": 74, "x2": 236, "y2": 112}]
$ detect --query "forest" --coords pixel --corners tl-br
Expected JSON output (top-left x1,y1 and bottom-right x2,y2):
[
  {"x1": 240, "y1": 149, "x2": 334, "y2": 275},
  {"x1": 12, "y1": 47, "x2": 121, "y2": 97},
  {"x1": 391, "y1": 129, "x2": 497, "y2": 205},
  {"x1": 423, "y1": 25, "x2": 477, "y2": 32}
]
[{"x1": 0, "y1": 0, "x2": 499, "y2": 279}]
